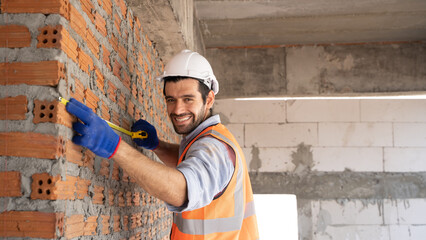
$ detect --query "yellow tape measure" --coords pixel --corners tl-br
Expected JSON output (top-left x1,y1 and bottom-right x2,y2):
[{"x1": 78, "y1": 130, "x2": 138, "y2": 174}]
[{"x1": 59, "y1": 97, "x2": 147, "y2": 139}]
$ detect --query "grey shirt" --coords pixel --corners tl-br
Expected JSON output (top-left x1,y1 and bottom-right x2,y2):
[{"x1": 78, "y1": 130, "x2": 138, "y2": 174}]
[{"x1": 166, "y1": 115, "x2": 235, "y2": 212}]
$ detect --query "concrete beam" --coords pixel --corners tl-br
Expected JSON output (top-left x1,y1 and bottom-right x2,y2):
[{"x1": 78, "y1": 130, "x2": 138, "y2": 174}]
[{"x1": 207, "y1": 42, "x2": 426, "y2": 98}]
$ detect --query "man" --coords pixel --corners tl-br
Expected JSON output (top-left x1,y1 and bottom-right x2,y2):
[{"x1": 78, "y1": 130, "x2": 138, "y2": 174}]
[{"x1": 66, "y1": 49, "x2": 259, "y2": 239}]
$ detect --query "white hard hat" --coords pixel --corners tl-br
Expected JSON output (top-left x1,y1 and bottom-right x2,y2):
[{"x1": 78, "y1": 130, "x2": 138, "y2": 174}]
[{"x1": 157, "y1": 49, "x2": 219, "y2": 95}]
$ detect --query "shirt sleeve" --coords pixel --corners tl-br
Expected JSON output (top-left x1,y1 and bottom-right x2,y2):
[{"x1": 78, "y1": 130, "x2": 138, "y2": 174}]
[{"x1": 166, "y1": 136, "x2": 235, "y2": 213}]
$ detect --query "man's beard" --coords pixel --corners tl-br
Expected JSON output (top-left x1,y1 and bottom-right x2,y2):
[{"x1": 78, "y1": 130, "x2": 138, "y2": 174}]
[{"x1": 171, "y1": 108, "x2": 206, "y2": 135}]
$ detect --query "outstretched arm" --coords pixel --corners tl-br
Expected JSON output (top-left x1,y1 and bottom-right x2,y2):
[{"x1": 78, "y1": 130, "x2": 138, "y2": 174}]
[{"x1": 65, "y1": 98, "x2": 187, "y2": 207}]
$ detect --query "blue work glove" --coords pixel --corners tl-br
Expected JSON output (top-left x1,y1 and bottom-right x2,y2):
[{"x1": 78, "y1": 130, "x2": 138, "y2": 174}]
[
  {"x1": 66, "y1": 98, "x2": 121, "y2": 159},
  {"x1": 131, "y1": 119, "x2": 159, "y2": 150}
]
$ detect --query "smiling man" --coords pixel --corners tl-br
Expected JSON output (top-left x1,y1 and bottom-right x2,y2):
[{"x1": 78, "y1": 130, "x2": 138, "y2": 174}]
[{"x1": 65, "y1": 50, "x2": 258, "y2": 240}]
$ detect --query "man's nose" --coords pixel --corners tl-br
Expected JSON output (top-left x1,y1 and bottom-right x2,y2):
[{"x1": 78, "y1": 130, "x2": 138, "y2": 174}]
[{"x1": 172, "y1": 100, "x2": 185, "y2": 115}]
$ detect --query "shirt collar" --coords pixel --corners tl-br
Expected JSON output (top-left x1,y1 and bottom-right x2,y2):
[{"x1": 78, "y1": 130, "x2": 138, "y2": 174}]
[{"x1": 179, "y1": 114, "x2": 221, "y2": 153}]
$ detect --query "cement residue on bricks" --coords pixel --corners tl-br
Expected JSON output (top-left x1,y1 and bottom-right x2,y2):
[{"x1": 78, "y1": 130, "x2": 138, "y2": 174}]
[{"x1": 1, "y1": 0, "x2": 175, "y2": 238}]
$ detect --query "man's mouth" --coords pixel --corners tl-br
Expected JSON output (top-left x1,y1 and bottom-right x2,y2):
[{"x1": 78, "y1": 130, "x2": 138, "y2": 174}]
[{"x1": 173, "y1": 114, "x2": 192, "y2": 123}]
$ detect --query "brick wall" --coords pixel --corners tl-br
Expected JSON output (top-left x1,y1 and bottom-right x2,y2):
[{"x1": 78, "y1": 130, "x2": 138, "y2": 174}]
[
  {"x1": 214, "y1": 98, "x2": 426, "y2": 240},
  {"x1": 1, "y1": 0, "x2": 179, "y2": 239}
]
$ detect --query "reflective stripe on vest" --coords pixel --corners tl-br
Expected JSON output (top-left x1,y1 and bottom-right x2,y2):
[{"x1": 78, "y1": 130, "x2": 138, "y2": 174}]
[{"x1": 174, "y1": 127, "x2": 245, "y2": 235}]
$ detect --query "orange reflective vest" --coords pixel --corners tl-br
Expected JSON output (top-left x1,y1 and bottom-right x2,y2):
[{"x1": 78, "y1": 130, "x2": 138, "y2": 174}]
[{"x1": 171, "y1": 123, "x2": 259, "y2": 240}]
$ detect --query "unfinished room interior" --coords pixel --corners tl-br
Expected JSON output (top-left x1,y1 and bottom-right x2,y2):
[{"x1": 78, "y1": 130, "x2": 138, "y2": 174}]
[{"x1": 1, "y1": 0, "x2": 425, "y2": 239}]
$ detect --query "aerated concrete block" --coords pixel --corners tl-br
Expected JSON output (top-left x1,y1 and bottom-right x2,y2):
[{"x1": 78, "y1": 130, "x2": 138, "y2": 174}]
[
  {"x1": 312, "y1": 147, "x2": 383, "y2": 172},
  {"x1": 384, "y1": 148, "x2": 426, "y2": 172},
  {"x1": 361, "y1": 99, "x2": 426, "y2": 122},
  {"x1": 214, "y1": 99, "x2": 286, "y2": 124},
  {"x1": 287, "y1": 99, "x2": 359, "y2": 123},
  {"x1": 319, "y1": 122, "x2": 393, "y2": 147},
  {"x1": 245, "y1": 123, "x2": 317, "y2": 148},
  {"x1": 394, "y1": 123, "x2": 426, "y2": 147}
]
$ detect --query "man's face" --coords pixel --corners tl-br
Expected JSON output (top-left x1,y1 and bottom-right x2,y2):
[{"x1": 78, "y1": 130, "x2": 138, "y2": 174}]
[{"x1": 164, "y1": 78, "x2": 214, "y2": 136}]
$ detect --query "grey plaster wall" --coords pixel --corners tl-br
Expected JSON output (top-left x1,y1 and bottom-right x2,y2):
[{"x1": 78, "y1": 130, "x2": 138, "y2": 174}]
[{"x1": 207, "y1": 42, "x2": 426, "y2": 99}]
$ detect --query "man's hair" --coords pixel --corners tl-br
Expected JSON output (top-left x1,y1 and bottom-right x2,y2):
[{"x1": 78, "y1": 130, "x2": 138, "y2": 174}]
[{"x1": 162, "y1": 76, "x2": 211, "y2": 104}]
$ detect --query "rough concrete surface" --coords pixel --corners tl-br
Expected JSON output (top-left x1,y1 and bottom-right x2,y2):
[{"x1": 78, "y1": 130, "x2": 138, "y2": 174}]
[
  {"x1": 207, "y1": 47, "x2": 286, "y2": 99},
  {"x1": 250, "y1": 172, "x2": 426, "y2": 199}
]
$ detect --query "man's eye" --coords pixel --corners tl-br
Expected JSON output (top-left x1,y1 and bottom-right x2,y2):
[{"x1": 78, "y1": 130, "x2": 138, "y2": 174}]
[
  {"x1": 166, "y1": 99, "x2": 175, "y2": 103},
  {"x1": 184, "y1": 98, "x2": 193, "y2": 102}
]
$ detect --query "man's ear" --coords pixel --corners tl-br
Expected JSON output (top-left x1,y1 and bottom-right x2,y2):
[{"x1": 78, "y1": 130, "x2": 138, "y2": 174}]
[{"x1": 206, "y1": 90, "x2": 215, "y2": 109}]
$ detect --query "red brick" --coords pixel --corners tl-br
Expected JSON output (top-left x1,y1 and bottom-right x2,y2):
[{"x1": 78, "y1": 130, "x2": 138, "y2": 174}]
[
  {"x1": 108, "y1": 189, "x2": 114, "y2": 206},
  {"x1": 127, "y1": 99, "x2": 135, "y2": 117},
  {"x1": 118, "y1": 191, "x2": 125, "y2": 207},
  {"x1": 0, "y1": 171, "x2": 21, "y2": 197},
  {"x1": 126, "y1": 191, "x2": 132, "y2": 206},
  {"x1": 133, "y1": 192, "x2": 140, "y2": 206},
  {"x1": 100, "y1": 159, "x2": 110, "y2": 177},
  {"x1": 113, "y1": 215, "x2": 120, "y2": 232},
  {"x1": 108, "y1": 81, "x2": 117, "y2": 102},
  {"x1": 113, "y1": 12, "x2": 121, "y2": 33},
  {"x1": 80, "y1": 0, "x2": 95, "y2": 24},
  {"x1": 100, "y1": 0, "x2": 112, "y2": 16},
  {"x1": 0, "y1": 61, "x2": 65, "y2": 86},
  {"x1": 122, "y1": 70, "x2": 130, "y2": 90},
  {"x1": 100, "y1": 215, "x2": 110, "y2": 234},
  {"x1": 114, "y1": 0, "x2": 127, "y2": 17},
  {"x1": 71, "y1": 77, "x2": 85, "y2": 103},
  {"x1": 123, "y1": 215, "x2": 129, "y2": 231},
  {"x1": 112, "y1": 163, "x2": 119, "y2": 180},
  {"x1": 122, "y1": 118, "x2": 130, "y2": 131},
  {"x1": 0, "y1": 132, "x2": 63, "y2": 159},
  {"x1": 102, "y1": 46, "x2": 111, "y2": 71},
  {"x1": 137, "y1": 90, "x2": 144, "y2": 105},
  {"x1": 65, "y1": 215, "x2": 84, "y2": 239},
  {"x1": 31, "y1": 173, "x2": 77, "y2": 200},
  {"x1": 37, "y1": 25, "x2": 78, "y2": 63},
  {"x1": 101, "y1": 102, "x2": 111, "y2": 120},
  {"x1": 69, "y1": 5, "x2": 86, "y2": 39},
  {"x1": 78, "y1": 48, "x2": 94, "y2": 73},
  {"x1": 135, "y1": 108, "x2": 143, "y2": 120},
  {"x1": 109, "y1": 33, "x2": 118, "y2": 52},
  {"x1": 94, "y1": 12, "x2": 107, "y2": 37},
  {"x1": 83, "y1": 150, "x2": 95, "y2": 171},
  {"x1": 75, "y1": 178, "x2": 90, "y2": 199},
  {"x1": 92, "y1": 185, "x2": 104, "y2": 204},
  {"x1": 111, "y1": 109, "x2": 120, "y2": 126},
  {"x1": 118, "y1": 94, "x2": 126, "y2": 111},
  {"x1": 0, "y1": 95, "x2": 27, "y2": 120},
  {"x1": 65, "y1": 141, "x2": 83, "y2": 166},
  {"x1": 0, "y1": 211, "x2": 64, "y2": 238},
  {"x1": 94, "y1": 67, "x2": 105, "y2": 94},
  {"x1": 86, "y1": 28, "x2": 99, "y2": 56},
  {"x1": 84, "y1": 216, "x2": 97, "y2": 236},
  {"x1": 130, "y1": 213, "x2": 137, "y2": 229},
  {"x1": 33, "y1": 99, "x2": 75, "y2": 128},
  {"x1": 1, "y1": 0, "x2": 70, "y2": 19},
  {"x1": 84, "y1": 88, "x2": 99, "y2": 112},
  {"x1": 113, "y1": 59, "x2": 122, "y2": 79},
  {"x1": 128, "y1": 56, "x2": 135, "y2": 73},
  {"x1": 118, "y1": 43, "x2": 127, "y2": 63},
  {"x1": 0, "y1": 25, "x2": 31, "y2": 48}
]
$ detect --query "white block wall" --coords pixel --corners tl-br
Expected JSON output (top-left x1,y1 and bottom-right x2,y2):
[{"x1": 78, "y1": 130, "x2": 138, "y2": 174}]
[
  {"x1": 215, "y1": 98, "x2": 426, "y2": 173},
  {"x1": 214, "y1": 98, "x2": 426, "y2": 240}
]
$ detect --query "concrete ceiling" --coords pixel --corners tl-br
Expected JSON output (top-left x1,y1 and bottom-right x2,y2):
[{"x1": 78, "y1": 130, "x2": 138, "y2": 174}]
[
  {"x1": 128, "y1": 0, "x2": 426, "y2": 61},
  {"x1": 195, "y1": 0, "x2": 426, "y2": 48}
]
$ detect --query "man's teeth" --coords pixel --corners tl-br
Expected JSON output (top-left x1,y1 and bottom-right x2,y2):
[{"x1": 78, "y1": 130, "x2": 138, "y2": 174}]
[{"x1": 176, "y1": 116, "x2": 191, "y2": 122}]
